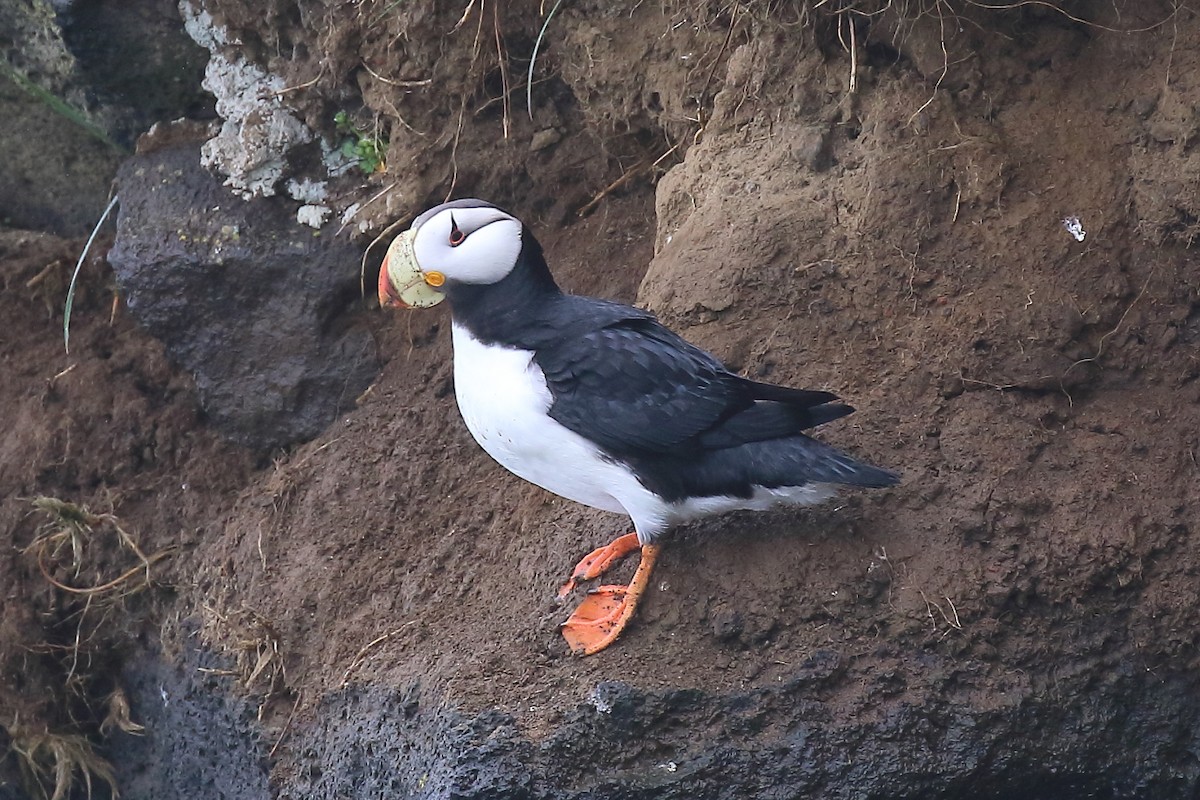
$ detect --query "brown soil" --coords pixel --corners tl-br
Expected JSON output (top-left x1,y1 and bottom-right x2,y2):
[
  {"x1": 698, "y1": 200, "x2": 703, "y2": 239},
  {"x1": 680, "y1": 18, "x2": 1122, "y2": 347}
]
[
  {"x1": 0, "y1": 230, "x2": 254, "y2": 756},
  {"x1": 3, "y1": 0, "x2": 1200, "y2": 795}
]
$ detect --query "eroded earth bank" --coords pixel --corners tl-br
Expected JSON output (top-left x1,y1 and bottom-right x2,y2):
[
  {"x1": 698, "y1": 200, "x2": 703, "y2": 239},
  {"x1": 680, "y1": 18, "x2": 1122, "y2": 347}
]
[{"x1": 3, "y1": 1, "x2": 1200, "y2": 797}]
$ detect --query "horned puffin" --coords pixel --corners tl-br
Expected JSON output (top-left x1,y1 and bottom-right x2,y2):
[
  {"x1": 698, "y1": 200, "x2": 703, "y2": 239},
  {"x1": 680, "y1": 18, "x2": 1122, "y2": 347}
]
[{"x1": 377, "y1": 198, "x2": 898, "y2": 655}]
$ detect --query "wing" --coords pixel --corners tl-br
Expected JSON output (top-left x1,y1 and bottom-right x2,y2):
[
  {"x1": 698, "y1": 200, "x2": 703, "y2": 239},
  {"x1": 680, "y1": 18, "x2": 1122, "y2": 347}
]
[
  {"x1": 536, "y1": 315, "x2": 847, "y2": 457},
  {"x1": 536, "y1": 317, "x2": 742, "y2": 455}
]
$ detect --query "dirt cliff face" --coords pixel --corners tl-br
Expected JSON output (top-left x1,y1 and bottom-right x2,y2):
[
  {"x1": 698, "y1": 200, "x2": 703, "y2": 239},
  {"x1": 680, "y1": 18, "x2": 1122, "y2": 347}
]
[{"x1": 3, "y1": 1, "x2": 1200, "y2": 798}]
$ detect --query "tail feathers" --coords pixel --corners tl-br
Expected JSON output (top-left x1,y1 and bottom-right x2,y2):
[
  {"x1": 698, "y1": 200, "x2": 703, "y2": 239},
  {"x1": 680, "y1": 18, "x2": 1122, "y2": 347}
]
[
  {"x1": 771, "y1": 436, "x2": 899, "y2": 488},
  {"x1": 745, "y1": 381, "x2": 839, "y2": 407},
  {"x1": 806, "y1": 402, "x2": 855, "y2": 428},
  {"x1": 700, "y1": 401, "x2": 855, "y2": 449},
  {"x1": 824, "y1": 455, "x2": 900, "y2": 488},
  {"x1": 635, "y1": 434, "x2": 899, "y2": 504}
]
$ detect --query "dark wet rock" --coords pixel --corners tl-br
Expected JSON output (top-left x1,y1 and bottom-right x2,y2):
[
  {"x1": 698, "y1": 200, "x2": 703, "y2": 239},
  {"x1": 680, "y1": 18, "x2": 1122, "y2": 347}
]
[
  {"x1": 261, "y1": 662, "x2": 1200, "y2": 800},
  {"x1": 0, "y1": 36, "x2": 124, "y2": 234},
  {"x1": 57, "y1": 0, "x2": 211, "y2": 147},
  {"x1": 281, "y1": 688, "x2": 535, "y2": 800},
  {"x1": 0, "y1": 0, "x2": 209, "y2": 234},
  {"x1": 108, "y1": 141, "x2": 378, "y2": 449},
  {"x1": 111, "y1": 638, "x2": 1188, "y2": 800},
  {"x1": 108, "y1": 621, "x2": 269, "y2": 800}
]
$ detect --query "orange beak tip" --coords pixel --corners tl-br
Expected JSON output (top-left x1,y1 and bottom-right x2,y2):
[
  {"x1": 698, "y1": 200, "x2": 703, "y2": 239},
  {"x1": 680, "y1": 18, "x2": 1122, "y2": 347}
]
[{"x1": 377, "y1": 258, "x2": 406, "y2": 309}]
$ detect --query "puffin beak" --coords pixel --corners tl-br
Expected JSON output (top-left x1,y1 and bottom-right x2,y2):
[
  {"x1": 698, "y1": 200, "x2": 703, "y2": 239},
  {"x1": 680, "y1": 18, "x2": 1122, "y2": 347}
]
[{"x1": 378, "y1": 229, "x2": 447, "y2": 310}]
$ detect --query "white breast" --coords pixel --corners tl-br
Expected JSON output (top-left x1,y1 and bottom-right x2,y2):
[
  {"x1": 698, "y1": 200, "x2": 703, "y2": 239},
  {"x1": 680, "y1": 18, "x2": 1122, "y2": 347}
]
[{"x1": 451, "y1": 324, "x2": 669, "y2": 529}]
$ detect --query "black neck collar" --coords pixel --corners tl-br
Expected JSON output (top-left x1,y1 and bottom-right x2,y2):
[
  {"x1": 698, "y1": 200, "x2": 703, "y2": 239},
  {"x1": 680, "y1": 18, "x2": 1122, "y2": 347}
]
[{"x1": 444, "y1": 226, "x2": 561, "y2": 346}]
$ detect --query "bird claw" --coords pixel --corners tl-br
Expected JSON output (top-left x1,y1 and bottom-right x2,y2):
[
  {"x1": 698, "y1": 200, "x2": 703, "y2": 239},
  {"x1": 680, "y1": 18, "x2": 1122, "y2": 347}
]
[{"x1": 556, "y1": 576, "x2": 581, "y2": 600}]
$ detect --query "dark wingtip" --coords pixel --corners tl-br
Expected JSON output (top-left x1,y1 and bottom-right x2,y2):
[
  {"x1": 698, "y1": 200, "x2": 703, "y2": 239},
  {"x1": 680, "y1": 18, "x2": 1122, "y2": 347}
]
[
  {"x1": 849, "y1": 464, "x2": 900, "y2": 488},
  {"x1": 747, "y1": 381, "x2": 840, "y2": 407},
  {"x1": 806, "y1": 402, "x2": 855, "y2": 429}
]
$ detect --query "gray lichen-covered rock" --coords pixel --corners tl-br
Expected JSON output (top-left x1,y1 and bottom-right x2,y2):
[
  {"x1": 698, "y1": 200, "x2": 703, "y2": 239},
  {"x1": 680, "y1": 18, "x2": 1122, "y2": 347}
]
[
  {"x1": 197, "y1": 50, "x2": 314, "y2": 199},
  {"x1": 107, "y1": 141, "x2": 378, "y2": 450},
  {"x1": 0, "y1": 0, "x2": 76, "y2": 88},
  {"x1": 180, "y1": 0, "x2": 320, "y2": 201}
]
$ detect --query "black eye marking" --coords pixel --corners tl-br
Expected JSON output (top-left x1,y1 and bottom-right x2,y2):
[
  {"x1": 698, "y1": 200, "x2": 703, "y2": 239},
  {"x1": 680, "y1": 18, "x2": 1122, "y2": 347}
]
[{"x1": 449, "y1": 214, "x2": 465, "y2": 247}]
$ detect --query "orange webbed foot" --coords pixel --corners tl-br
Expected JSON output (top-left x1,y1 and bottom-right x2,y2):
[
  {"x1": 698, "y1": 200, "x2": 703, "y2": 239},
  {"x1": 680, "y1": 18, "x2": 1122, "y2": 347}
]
[
  {"x1": 556, "y1": 532, "x2": 641, "y2": 599},
  {"x1": 560, "y1": 543, "x2": 660, "y2": 656}
]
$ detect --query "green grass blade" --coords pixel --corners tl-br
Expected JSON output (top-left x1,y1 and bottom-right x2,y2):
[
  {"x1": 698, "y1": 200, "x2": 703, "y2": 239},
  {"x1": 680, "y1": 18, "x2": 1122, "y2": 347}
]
[
  {"x1": 0, "y1": 59, "x2": 128, "y2": 155},
  {"x1": 64, "y1": 194, "x2": 119, "y2": 355},
  {"x1": 527, "y1": 0, "x2": 566, "y2": 120}
]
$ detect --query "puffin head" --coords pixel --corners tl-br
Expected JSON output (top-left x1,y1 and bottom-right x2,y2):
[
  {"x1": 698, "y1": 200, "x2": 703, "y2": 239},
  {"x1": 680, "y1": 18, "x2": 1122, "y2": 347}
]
[{"x1": 378, "y1": 199, "x2": 523, "y2": 309}]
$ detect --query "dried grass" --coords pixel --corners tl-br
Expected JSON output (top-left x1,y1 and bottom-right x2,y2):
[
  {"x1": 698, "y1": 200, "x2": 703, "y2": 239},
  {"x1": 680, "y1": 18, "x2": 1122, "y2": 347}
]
[
  {"x1": 5, "y1": 718, "x2": 119, "y2": 800},
  {"x1": 11, "y1": 498, "x2": 162, "y2": 800},
  {"x1": 199, "y1": 605, "x2": 289, "y2": 720},
  {"x1": 99, "y1": 689, "x2": 144, "y2": 738},
  {"x1": 25, "y1": 496, "x2": 171, "y2": 600}
]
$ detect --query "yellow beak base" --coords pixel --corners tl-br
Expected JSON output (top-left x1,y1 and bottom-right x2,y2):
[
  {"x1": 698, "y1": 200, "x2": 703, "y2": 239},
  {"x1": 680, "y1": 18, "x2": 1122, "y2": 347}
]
[{"x1": 378, "y1": 229, "x2": 447, "y2": 309}]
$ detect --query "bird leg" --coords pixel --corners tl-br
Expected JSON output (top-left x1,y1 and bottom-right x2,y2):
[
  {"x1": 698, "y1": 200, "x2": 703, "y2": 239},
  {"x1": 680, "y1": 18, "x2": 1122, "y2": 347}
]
[
  {"x1": 557, "y1": 532, "x2": 641, "y2": 599},
  {"x1": 560, "y1": 543, "x2": 660, "y2": 655}
]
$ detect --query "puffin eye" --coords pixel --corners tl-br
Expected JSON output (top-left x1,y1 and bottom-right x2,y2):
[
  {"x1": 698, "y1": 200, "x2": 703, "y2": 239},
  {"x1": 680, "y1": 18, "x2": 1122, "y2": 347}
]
[{"x1": 449, "y1": 222, "x2": 465, "y2": 247}]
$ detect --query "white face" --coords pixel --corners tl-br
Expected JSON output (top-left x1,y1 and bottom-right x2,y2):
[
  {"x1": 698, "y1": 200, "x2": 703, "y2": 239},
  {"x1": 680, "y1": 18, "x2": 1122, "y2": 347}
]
[{"x1": 411, "y1": 201, "x2": 523, "y2": 286}]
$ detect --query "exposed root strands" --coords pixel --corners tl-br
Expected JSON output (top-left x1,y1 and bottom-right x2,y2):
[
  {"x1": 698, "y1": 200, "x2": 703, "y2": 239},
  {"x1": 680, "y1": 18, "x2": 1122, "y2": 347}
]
[
  {"x1": 25, "y1": 497, "x2": 168, "y2": 599},
  {"x1": 5, "y1": 718, "x2": 120, "y2": 800}
]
